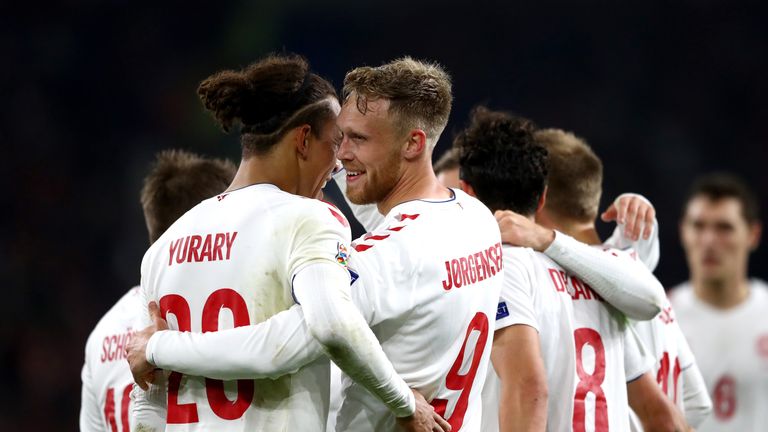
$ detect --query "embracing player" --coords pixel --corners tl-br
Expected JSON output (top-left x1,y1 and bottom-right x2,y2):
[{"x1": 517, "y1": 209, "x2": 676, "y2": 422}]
[
  {"x1": 79, "y1": 150, "x2": 235, "y2": 432},
  {"x1": 129, "y1": 55, "x2": 445, "y2": 431},
  {"x1": 128, "y1": 57, "x2": 503, "y2": 431}
]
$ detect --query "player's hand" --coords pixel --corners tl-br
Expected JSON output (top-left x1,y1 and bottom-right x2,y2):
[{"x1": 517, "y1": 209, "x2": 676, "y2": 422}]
[
  {"x1": 126, "y1": 301, "x2": 168, "y2": 390},
  {"x1": 494, "y1": 210, "x2": 555, "y2": 252},
  {"x1": 600, "y1": 193, "x2": 656, "y2": 241},
  {"x1": 396, "y1": 389, "x2": 451, "y2": 432}
]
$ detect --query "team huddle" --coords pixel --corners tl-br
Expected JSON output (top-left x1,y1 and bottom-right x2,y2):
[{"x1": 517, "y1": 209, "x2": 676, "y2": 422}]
[{"x1": 80, "y1": 54, "x2": 767, "y2": 431}]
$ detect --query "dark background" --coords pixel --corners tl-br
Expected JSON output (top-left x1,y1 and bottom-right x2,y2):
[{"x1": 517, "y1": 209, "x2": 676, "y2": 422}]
[{"x1": 3, "y1": 0, "x2": 767, "y2": 429}]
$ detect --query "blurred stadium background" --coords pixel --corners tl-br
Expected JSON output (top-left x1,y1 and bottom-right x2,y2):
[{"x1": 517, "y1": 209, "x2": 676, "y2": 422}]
[{"x1": 3, "y1": 0, "x2": 767, "y2": 429}]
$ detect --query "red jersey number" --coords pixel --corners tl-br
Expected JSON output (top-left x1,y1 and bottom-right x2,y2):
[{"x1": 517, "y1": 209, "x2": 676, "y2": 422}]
[
  {"x1": 656, "y1": 351, "x2": 682, "y2": 402},
  {"x1": 714, "y1": 375, "x2": 737, "y2": 420},
  {"x1": 160, "y1": 289, "x2": 255, "y2": 424},
  {"x1": 103, "y1": 384, "x2": 132, "y2": 432},
  {"x1": 431, "y1": 312, "x2": 490, "y2": 430},
  {"x1": 573, "y1": 328, "x2": 608, "y2": 432}
]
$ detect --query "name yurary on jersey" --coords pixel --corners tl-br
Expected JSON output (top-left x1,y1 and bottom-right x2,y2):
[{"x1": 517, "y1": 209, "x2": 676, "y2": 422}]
[{"x1": 168, "y1": 231, "x2": 238, "y2": 266}]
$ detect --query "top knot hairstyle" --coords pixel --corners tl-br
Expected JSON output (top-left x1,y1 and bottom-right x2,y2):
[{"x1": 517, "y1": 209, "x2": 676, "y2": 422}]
[
  {"x1": 342, "y1": 57, "x2": 452, "y2": 145},
  {"x1": 197, "y1": 54, "x2": 338, "y2": 156},
  {"x1": 454, "y1": 107, "x2": 548, "y2": 214}
]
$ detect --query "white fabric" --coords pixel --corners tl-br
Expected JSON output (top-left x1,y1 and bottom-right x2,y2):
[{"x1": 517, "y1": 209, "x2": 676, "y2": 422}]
[
  {"x1": 143, "y1": 188, "x2": 504, "y2": 432},
  {"x1": 80, "y1": 287, "x2": 140, "y2": 432},
  {"x1": 669, "y1": 279, "x2": 768, "y2": 432},
  {"x1": 293, "y1": 262, "x2": 415, "y2": 417},
  {"x1": 480, "y1": 244, "x2": 653, "y2": 432},
  {"x1": 543, "y1": 231, "x2": 665, "y2": 320},
  {"x1": 335, "y1": 189, "x2": 504, "y2": 432},
  {"x1": 132, "y1": 184, "x2": 357, "y2": 431},
  {"x1": 627, "y1": 297, "x2": 712, "y2": 431}
]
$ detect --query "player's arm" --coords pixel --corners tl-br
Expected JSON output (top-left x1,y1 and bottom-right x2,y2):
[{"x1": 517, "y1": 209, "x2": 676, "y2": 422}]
[
  {"x1": 601, "y1": 193, "x2": 660, "y2": 271},
  {"x1": 492, "y1": 326, "x2": 547, "y2": 432},
  {"x1": 129, "y1": 261, "x2": 167, "y2": 432},
  {"x1": 627, "y1": 373, "x2": 690, "y2": 432},
  {"x1": 492, "y1": 250, "x2": 547, "y2": 432},
  {"x1": 673, "y1": 322, "x2": 712, "y2": 427},
  {"x1": 680, "y1": 363, "x2": 712, "y2": 427},
  {"x1": 495, "y1": 210, "x2": 665, "y2": 320},
  {"x1": 624, "y1": 321, "x2": 690, "y2": 432},
  {"x1": 79, "y1": 351, "x2": 103, "y2": 432},
  {"x1": 332, "y1": 169, "x2": 385, "y2": 230}
]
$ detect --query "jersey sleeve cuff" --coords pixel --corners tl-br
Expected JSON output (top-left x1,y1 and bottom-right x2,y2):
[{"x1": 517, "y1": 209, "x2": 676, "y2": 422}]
[{"x1": 145, "y1": 330, "x2": 164, "y2": 366}]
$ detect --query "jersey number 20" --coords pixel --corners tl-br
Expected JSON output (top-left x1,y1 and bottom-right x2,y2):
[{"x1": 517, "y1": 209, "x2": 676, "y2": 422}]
[{"x1": 160, "y1": 289, "x2": 255, "y2": 424}]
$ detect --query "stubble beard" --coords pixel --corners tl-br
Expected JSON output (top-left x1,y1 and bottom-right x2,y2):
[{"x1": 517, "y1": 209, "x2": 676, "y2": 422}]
[{"x1": 347, "y1": 151, "x2": 402, "y2": 206}]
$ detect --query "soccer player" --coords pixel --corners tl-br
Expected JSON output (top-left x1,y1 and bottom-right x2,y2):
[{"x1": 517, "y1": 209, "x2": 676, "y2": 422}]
[
  {"x1": 433, "y1": 147, "x2": 460, "y2": 189},
  {"x1": 128, "y1": 57, "x2": 504, "y2": 431},
  {"x1": 670, "y1": 173, "x2": 766, "y2": 431},
  {"x1": 529, "y1": 128, "x2": 709, "y2": 431},
  {"x1": 129, "y1": 54, "x2": 442, "y2": 431},
  {"x1": 455, "y1": 108, "x2": 684, "y2": 431},
  {"x1": 79, "y1": 150, "x2": 236, "y2": 432}
]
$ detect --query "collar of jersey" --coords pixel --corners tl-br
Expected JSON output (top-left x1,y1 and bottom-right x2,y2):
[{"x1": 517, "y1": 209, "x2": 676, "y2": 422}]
[{"x1": 384, "y1": 188, "x2": 458, "y2": 217}]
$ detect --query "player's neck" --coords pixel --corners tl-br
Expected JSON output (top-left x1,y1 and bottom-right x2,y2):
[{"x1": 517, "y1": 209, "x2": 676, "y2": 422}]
[
  {"x1": 692, "y1": 273, "x2": 751, "y2": 309},
  {"x1": 227, "y1": 151, "x2": 297, "y2": 195},
  {"x1": 546, "y1": 215, "x2": 602, "y2": 246},
  {"x1": 376, "y1": 164, "x2": 452, "y2": 216}
]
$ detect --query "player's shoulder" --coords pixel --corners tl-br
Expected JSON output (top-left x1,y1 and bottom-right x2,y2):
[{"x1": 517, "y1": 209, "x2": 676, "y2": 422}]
[
  {"x1": 749, "y1": 278, "x2": 768, "y2": 302},
  {"x1": 502, "y1": 244, "x2": 537, "y2": 269}
]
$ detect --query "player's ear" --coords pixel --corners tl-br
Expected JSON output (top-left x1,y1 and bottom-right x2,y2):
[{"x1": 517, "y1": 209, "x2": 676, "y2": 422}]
[
  {"x1": 749, "y1": 221, "x2": 762, "y2": 251},
  {"x1": 295, "y1": 125, "x2": 312, "y2": 159},
  {"x1": 536, "y1": 186, "x2": 548, "y2": 213},
  {"x1": 459, "y1": 179, "x2": 476, "y2": 197},
  {"x1": 403, "y1": 129, "x2": 427, "y2": 160}
]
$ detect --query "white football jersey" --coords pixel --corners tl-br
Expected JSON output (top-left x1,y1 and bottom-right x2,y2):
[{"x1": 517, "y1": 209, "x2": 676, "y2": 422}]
[
  {"x1": 628, "y1": 298, "x2": 697, "y2": 431},
  {"x1": 137, "y1": 183, "x2": 352, "y2": 431},
  {"x1": 670, "y1": 279, "x2": 768, "y2": 432},
  {"x1": 81, "y1": 287, "x2": 140, "y2": 432},
  {"x1": 333, "y1": 189, "x2": 504, "y2": 432},
  {"x1": 481, "y1": 245, "x2": 652, "y2": 432}
]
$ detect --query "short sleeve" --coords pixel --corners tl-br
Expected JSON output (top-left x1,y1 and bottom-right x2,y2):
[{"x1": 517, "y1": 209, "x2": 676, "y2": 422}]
[
  {"x1": 287, "y1": 200, "x2": 353, "y2": 282},
  {"x1": 495, "y1": 248, "x2": 539, "y2": 332},
  {"x1": 623, "y1": 322, "x2": 654, "y2": 382}
]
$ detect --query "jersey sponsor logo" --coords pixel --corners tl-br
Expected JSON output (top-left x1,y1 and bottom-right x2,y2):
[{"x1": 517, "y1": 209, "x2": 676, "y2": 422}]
[
  {"x1": 496, "y1": 301, "x2": 510, "y2": 320},
  {"x1": 100, "y1": 328, "x2": 136, "y2": 363},
  {"x1": 441, "y1": 242, "x2": 503, "y2": 291},
  {"x1": 548, "y1": 269, "x2": 604, "y2": 302},
  {"x1": 168, "y1": 231, "x2": 237, "y2": 266}
]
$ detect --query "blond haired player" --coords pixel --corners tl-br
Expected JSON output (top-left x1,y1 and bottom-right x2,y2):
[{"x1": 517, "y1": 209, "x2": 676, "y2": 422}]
[
  {"x1": 670, "y1": 173, "x2": 765, "y2": 431},
  {"x1": 128, "y1": 57, "x2": 503, "y2": 431},
  {"x1": 128, "y1": 55, "x2": 445, "y2": 432},
  {"x1": 79, "y1": 150, "x2": 236, "y2": 432}
]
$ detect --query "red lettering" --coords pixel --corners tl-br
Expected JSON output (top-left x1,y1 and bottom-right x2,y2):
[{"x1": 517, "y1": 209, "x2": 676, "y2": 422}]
[
  {"x1": 213, "y1": 234, "x2": 225, "y2": 260},
  {"x1": 474, "y1": 252, "x2": 486, "y2": 281},
  {"x1": 442, "y1": 261, "x2": 453, "y2": 291},
  {"x1": 571, "y1": 277, "x2": 590, "y2": 300},
  {"x1": 176, "y1": 236, "x2": 190, "y2": 264},
  {"x1": 101, "y1": 337, "x2": 109, "y2": 363},
  {"x1": 496, "y1": 243, "x2": 504, "y2": 270},
  {"x1": 451, "y1": 259, "x2": 462, "y2": 288},
  {"x1": 115, "y1": 333, "x2": 126, "y2": 361},
  {"x1": 467, "y1": 255, "x2": 477, "y2": 284},
  {"x1": 199, "y1": 234, "x2": 213, "y2": 262},
  {"x1": 459, "y1": 258, "x2": 470, "y2": 286},
  {"x1": 548, "y1": 269, "x2": 566, "y2": 292},
  {"x1": 486, "y1": 247, "x2": 497, "y2": 276},
  {"x1": 168, "y1": 238, "x2": 181, "y2": 266},
  {"x1": 225, "y1": 232, "x2": 237, "y2": 259},
  {"x1": 186, "y1": 235, "x2": 202, "y2": 262}
]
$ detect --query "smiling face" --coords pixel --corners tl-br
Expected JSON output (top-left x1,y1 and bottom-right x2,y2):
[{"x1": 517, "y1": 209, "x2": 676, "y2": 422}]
[
  {"x1": 681, "y1": 196, "x2": 760, "y2": 285},
  {"x1": 336, "y1": 95, "x2": 403, "y2": 205},
  {"x1": 300, "y1": 98, "x2": 342, "y2": 200}
]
